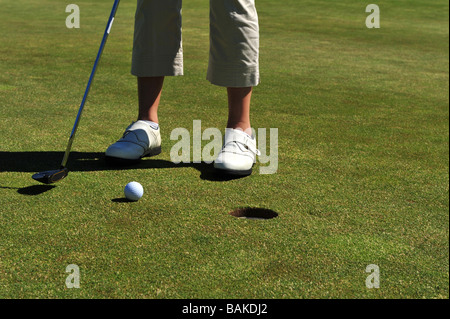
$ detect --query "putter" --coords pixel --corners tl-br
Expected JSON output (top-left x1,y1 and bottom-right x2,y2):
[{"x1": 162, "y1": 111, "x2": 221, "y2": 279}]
[{"x1": 32, "y1": 0, "x2": 120, "y2": 184}]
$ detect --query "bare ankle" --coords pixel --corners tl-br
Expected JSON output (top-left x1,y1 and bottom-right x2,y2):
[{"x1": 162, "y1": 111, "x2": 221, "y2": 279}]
[{"x1": 227, "y1": 123, "x2": 252, "y2": 136}]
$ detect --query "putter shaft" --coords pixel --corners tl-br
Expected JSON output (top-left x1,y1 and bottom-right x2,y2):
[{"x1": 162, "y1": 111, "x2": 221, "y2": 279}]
[{"x1": 61, "y1": 0, "x2": 120, "y2": 168}]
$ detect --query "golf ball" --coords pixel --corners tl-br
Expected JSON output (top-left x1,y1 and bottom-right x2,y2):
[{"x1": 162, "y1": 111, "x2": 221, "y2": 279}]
[{"x1": 124, "y1": 182, "x2": 144, "y2": 201}]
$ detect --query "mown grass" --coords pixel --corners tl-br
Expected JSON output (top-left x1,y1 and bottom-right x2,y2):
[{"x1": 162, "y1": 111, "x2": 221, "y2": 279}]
[{"x1": 0, "y1": 0, "x2": 448, "y2": 298}]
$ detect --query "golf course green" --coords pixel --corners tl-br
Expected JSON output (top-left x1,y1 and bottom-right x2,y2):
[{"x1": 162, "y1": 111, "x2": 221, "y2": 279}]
[{"x1": 0, "y1": 0, "x2": 448, "y2": 298}]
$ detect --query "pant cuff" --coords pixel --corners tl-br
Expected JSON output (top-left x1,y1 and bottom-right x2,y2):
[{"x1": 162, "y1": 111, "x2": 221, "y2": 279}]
[
  {"x1": 207, "y1": 64, "x2": 260, "y2": 87},
  {"x1": 131, "y1": 54, "x2": 184, "y2": 77}
]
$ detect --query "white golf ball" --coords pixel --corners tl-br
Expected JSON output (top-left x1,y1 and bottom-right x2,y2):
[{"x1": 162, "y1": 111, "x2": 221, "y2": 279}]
[{"x1": 124, "y1": 182, "x2": 144, "y2": 201}]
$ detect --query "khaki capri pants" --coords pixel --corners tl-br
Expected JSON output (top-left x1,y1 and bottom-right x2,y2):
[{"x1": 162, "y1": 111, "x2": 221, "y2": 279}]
[{"x1": 131, "y1": 0, "x2": 260, "y2": 87}]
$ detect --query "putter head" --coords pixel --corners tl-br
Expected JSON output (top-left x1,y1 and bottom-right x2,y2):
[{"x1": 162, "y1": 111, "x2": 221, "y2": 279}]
[{"x1": 32, "y1": 167, "x2": 69, "y2": 184}]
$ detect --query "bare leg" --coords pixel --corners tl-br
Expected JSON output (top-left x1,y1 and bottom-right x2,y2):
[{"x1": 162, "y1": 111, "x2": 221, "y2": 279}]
[
  {"x1": 137, "y1": 80, "x2": 252, "y2": 134},
  {"x1": 137, "y1": 76, "x2": 165, "y2": 123},
  {"x1": 227, "y1": 87, "x2": 253, "y2": 135}
]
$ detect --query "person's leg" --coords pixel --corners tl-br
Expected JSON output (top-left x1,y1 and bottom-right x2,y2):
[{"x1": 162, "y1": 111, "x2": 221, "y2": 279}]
[
  {"x1": 227, "y1": 87, "x2": 253, "y2": 135},
  {"x1": 132, "y1": 0, "x2": 183, "y2": 124},
  {"x1": 209, "y1": 0, "x2": 261, "y2": 175},
  {"x1": 131, "y1": 0, "x2": 183, "y2": 78},
  {"x1": 207, "y1": 0, "x2": 260, "y2": 87},
  {"x1": 208, "y1": 0, "x2": 259, "y2": 134},
  {"x1": 137, "y1": 76, "x2": 164, "y2": 124},
  {"x1": 133, "y1": 0, "x2": 183, "y2": 124},
  {"x1": 215, "y1": 87, "x2": 261, "y2": 175},
  {"x1": 106, "y1": 0, "x2": 182, "y2": 161}
]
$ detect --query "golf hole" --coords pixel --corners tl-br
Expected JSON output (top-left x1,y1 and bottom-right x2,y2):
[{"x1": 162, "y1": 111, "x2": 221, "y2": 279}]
[{"x1": 230, "y1": 207, "x2": 279, "y2": 220}]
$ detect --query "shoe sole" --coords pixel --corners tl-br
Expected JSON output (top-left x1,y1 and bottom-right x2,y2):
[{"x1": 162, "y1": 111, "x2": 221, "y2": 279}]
[
  {"x1": 214, "y1": 164, "x2": 253, "y2": 176},
  {"x1": 105, "y1": 146, "x2": 162, "y2": 165}
]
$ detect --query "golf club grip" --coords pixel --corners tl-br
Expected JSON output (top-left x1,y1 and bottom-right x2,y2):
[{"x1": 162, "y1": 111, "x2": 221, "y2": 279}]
[{"x1": 61, "y1": 0, "x2": 121, "y2": 168}]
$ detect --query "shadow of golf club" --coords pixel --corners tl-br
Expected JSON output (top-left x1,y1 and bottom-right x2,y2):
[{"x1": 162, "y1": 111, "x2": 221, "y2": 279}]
[
  {"x1": 1, "y1": 184, "x2": 56, "y2": 195},
  {"x1": 18, "y1": 185, "x2": 56, "y2": 195},
  {"x1": 0, "y1": 151, "x2": 247, "y2": 182}
]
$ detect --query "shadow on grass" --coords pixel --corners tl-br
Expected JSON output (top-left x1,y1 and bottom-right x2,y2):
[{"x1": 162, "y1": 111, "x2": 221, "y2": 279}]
[
  {"x1": 0, "y1": 184, "x2": 56, "y2": 195},
  {"x1": 0, "y1": 151, "x2": 246, "y2": 182},
  {"x1": 18, "y1": 185, "x2": 56, "y2": 195},
  {"x1": 111, "y1": 198, "x2": 133, "y2": 203}
]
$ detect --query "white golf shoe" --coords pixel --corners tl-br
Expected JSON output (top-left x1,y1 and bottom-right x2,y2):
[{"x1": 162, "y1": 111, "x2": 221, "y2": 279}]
[
  {"x1": 214, "y1": 128, "x2": 261, "y2": 175},
  {"x1": 105, "y1": 120, "x2": 161, "y2": 162}
]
